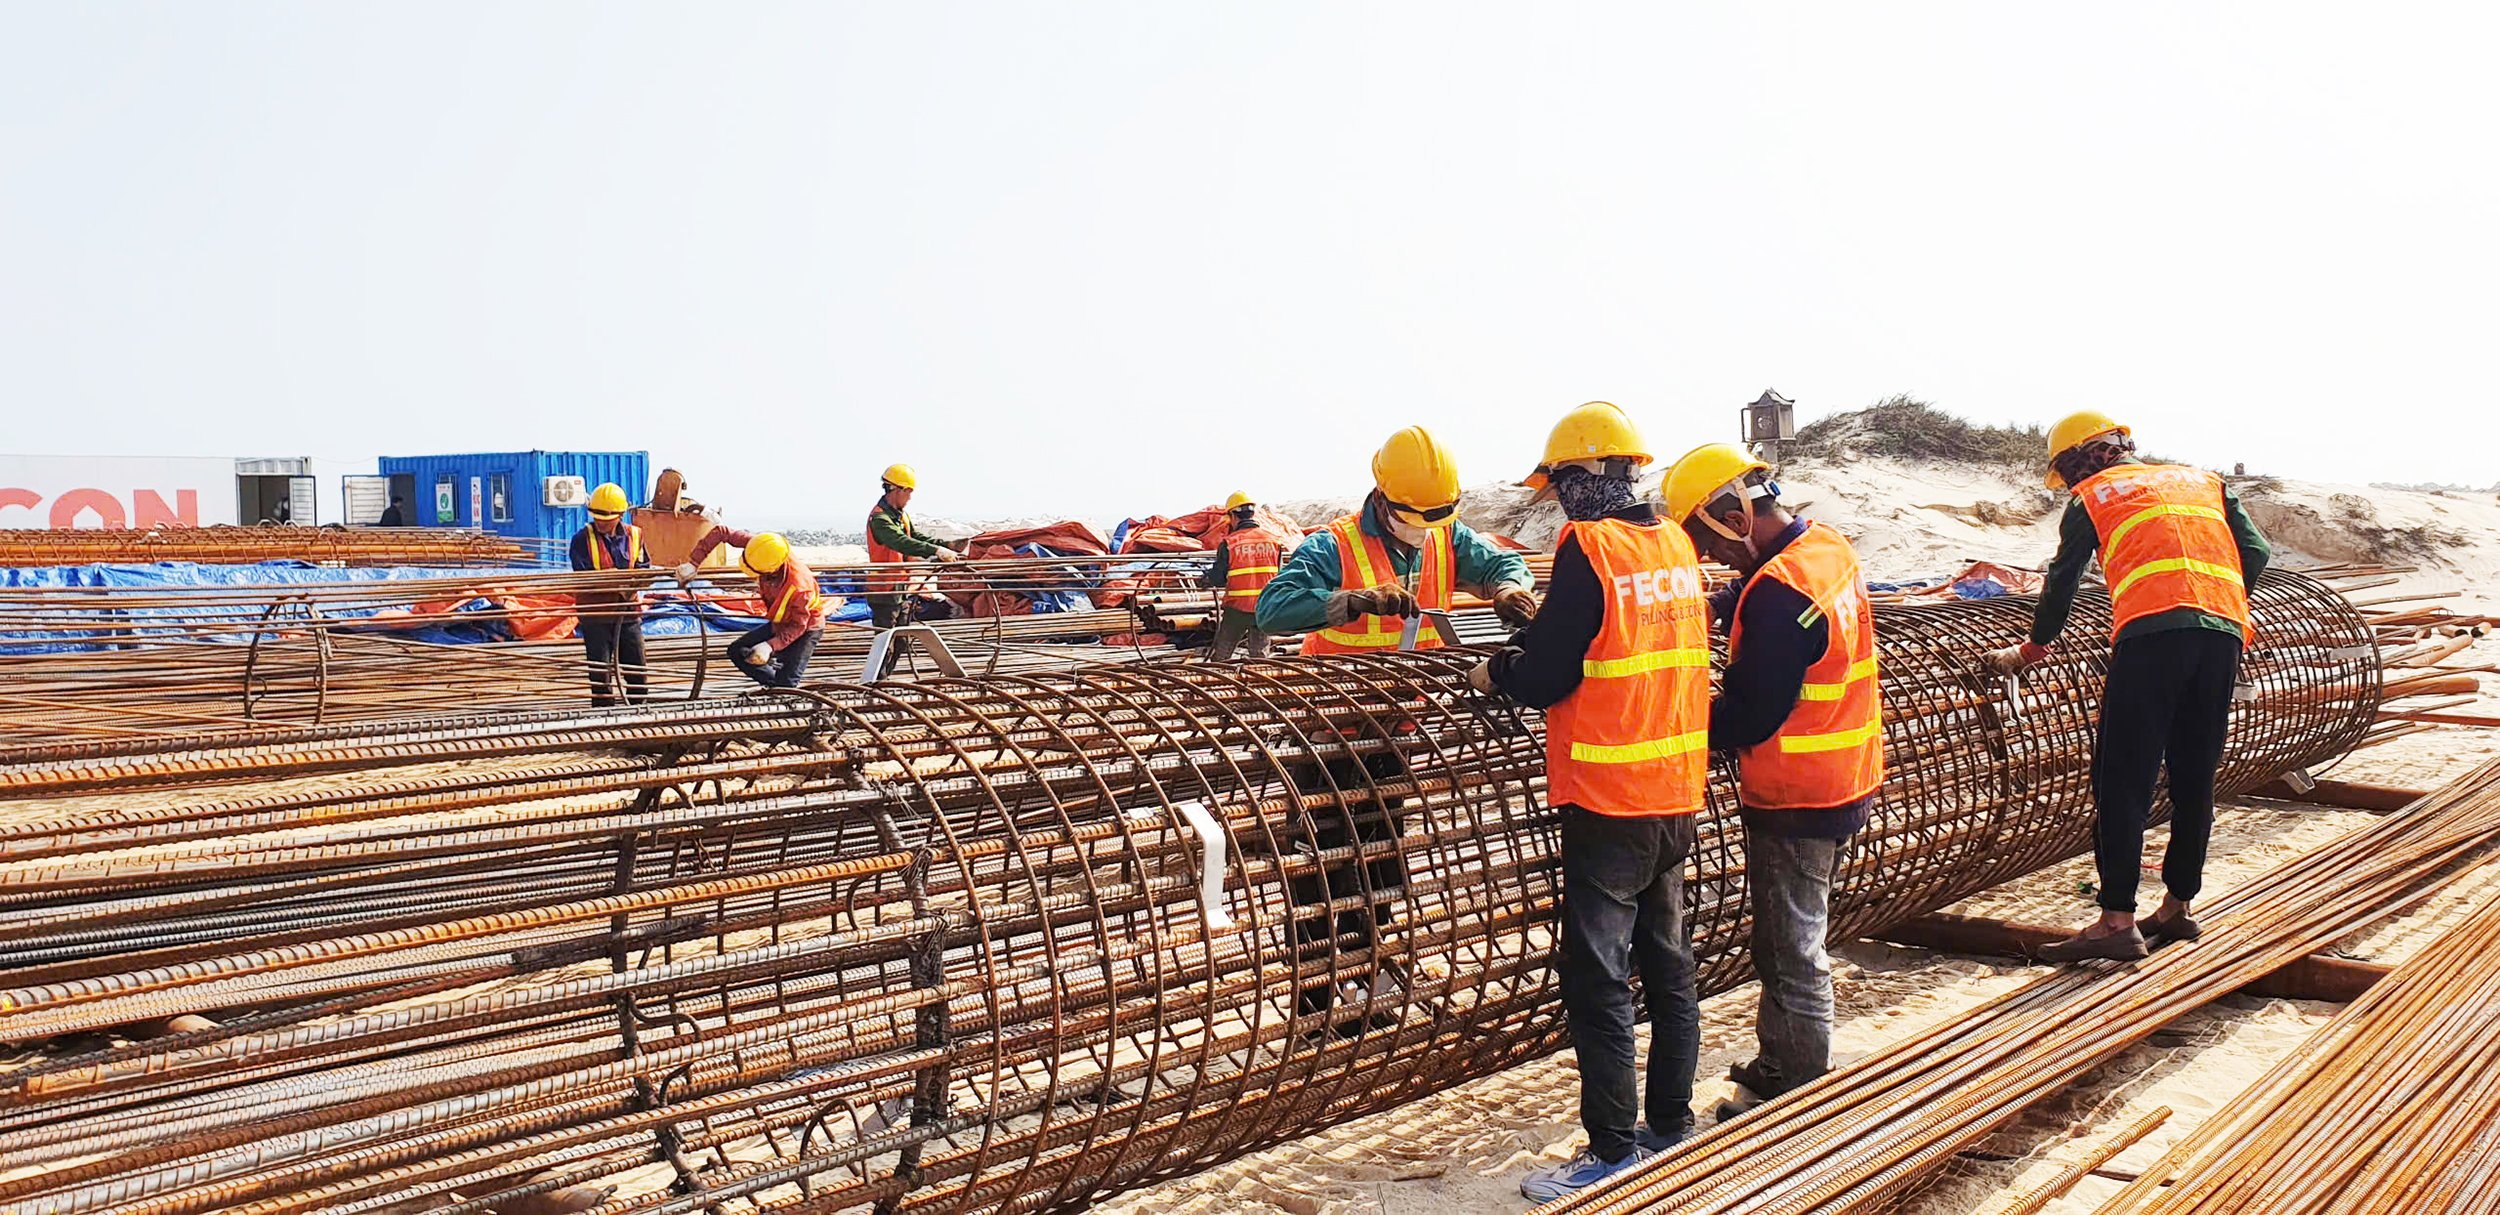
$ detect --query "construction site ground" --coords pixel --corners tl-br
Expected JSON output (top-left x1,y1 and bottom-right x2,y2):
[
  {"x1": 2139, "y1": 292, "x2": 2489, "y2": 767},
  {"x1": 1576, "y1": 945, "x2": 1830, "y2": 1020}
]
[{"x1": 1103, "y1": 638, "x2": 2500, "y2": 1215}]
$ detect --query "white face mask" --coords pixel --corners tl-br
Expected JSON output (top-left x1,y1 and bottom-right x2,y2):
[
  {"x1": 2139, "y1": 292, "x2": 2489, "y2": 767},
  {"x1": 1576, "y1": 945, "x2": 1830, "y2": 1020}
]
[{"x1": 1386, "y1": 516, "x2": 1430, "y2": 548}]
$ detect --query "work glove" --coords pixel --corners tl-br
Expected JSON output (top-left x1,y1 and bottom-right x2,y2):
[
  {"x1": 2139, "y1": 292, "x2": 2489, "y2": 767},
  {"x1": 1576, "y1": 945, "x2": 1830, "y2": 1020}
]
[
  {"x1": 1982, "y1": 641, "x2": 2052, "y2": 675},
  {"x1": 1352, "y1": 583, "x2": 1419, "y2": 618},
  {"x1": 673, "y1": 562, "x2": 698, "y2": 583},
  {"x1": 1492, "y1": 587, "x2": 1540, "y2": 629},
  {"x1": 1466, "y1": 657, "x2": 1499, "y2": 694},
  {"x1": 933, "y1": 546, "x2": 961, "y2": 562},
  {"x1": 749, "y1": 640, "x2": 775, "y2": 664}
]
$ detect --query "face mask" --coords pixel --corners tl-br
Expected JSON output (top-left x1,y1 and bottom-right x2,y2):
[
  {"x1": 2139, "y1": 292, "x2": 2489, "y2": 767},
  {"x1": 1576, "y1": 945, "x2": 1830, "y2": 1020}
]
[{"x1": 1387, "y1": 516, "x2": 1430, "y2": 548}]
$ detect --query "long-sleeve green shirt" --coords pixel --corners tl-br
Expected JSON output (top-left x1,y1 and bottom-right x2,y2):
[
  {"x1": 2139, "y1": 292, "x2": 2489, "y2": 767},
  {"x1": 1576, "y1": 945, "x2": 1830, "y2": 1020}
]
[
  {"x1": 1254, "y1": 497, "x2": 1533, "y2": 635},
  {"x1": 2030, "y1": 466, "x2": 2272, "y2": 646},
  {"x1": 867, "y1": 500, "x2": 944, "y2": 559}
]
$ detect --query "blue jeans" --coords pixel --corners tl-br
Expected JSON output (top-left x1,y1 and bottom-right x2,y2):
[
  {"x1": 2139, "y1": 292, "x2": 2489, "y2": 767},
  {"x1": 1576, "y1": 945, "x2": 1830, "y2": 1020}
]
[
  {"x1": 1742, "y1": 822, "x2": 1841, "y2": 1080},
  {"x1": 727, "y1": 625, "x2": 820, "y2": 689},
  {"x1": 1558, "y1": 806, "x2": 1699, "y2": 1161}
]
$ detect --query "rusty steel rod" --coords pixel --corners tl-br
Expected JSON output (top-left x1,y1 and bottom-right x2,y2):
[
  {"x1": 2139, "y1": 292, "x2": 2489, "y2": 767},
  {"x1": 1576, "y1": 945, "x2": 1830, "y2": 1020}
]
[{"x1": 0, "y1": 572, "x2": 2378, "y2": 1215}]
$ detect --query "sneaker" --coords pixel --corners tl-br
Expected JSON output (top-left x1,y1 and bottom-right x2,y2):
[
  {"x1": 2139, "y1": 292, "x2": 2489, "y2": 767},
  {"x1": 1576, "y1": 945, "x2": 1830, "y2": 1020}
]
[
  {"x1": 1727, "y1": 1057, "x2": 1795, "y2": 1098},
  {"x1": 1634, "y1": 1121, "x2": 1688, "y2": 1153},
  {"x1": 1520, "y1": 1146, "x2": 1651, "y2": 1203},
  {"x1": 2143, "y1": 911, "x2": 2202, "y2": 950},
  {"x1": 2033, "y1": 924, "x2": 2149, "y2": 963}
]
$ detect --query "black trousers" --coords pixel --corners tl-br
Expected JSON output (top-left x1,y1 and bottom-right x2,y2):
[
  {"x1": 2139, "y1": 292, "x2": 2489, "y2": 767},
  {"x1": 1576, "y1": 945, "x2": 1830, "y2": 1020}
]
[
  {"x1": 579, "y1": 614, "x2": 647, "y2": 707},
  {"x1": 1287, "y1": 753, "x2": 1409, "y2": 1023},
  {"x1": 1558, "y1": 805, "x2": 1699, "y2": 1160},
  {"x1": 2092, "y1": 628, "x2": 2242, "y2": 911},
  {"x1": 868, "y1": 595, "x2": 905, "y2": 629},
  {"x1": 727, "y1": 624, "x2": 821, "y2": 689}
]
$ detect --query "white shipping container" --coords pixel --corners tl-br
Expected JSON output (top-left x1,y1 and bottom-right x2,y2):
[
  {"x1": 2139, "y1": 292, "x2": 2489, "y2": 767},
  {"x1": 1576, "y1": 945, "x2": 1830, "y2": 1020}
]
[{"x1": 0, "y1": 455, "x2": 242, "y2": 529}]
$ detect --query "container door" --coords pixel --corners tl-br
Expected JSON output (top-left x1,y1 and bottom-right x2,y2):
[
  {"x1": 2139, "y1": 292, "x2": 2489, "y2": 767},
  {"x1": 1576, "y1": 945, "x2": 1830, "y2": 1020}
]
[
  {"x1": 342, "y1": 476, "x2": 389, "y2": 526},
  {"x1": 288, "y1": 476, "x2": 318, "y2": 526}
]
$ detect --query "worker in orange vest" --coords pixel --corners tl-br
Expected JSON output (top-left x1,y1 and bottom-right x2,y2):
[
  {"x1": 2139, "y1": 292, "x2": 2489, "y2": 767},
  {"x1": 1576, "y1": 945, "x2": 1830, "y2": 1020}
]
[
  {"x1": 1255, "y1": 426, "x2": 1535, "y2": 1043},
  {"x1": 865, "y1": 464, "x2": 961, "y2": 629},
  {"x1": 1989, "y1": 411, "x2": 2272, "y2": 962},
  {"x1": 1663, "y1": 442, "x2": 1882, "y2": 1120},
  {"x1": 1469, "y1": 403, "x2": 1710, "y2": 1200},
  {"x1": 1200, "y1": 491, "x2": 1284, "y2": 661},
  {"x1": 686, "y1": 529, "x2": 826, "y2": 688},
  {"x1": 567, "y1": 482, "x2": 651, "y2": 706}
]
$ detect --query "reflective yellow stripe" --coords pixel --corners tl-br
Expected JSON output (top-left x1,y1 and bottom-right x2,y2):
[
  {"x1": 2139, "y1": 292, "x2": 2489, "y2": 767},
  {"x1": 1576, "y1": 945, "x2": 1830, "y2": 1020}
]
[
  {"x1": 1797, "y1": 603, "x2": 1823, "y2": 629},
  {"x1": 1777, "y1": 719, "x2": 1882, "y2": 753},
  {"x1": 1341, "y1": 523, "x2": 1382, "y2": 590},
  {"x1": 1569, "y1": 731, "x2": 1709, "y2": 765},
  {"x1": 2110, "y1": 556, "x2": 2243, "y2": 602},
  {"x1": 2105, "y1": 502, "x2": 2226, "y2": 553},
  {"x1": 1581, "y1": 648, "x2": 1712, "y2": 678},
  {"x1": 1314, "y1": 627, "x2": 1405, "y2": 647},
  {"x1": 1229, "y1": 565, "x2": 1280, "y2": 577},
  {"x1": 1797, "y1": 656, "x2": 1879, "y2": 701}
]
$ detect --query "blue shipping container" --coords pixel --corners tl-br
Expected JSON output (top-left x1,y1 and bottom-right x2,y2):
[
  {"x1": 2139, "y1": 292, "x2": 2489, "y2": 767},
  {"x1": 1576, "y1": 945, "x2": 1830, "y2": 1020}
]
[{"x1": 376, "y1": 451, "x2": 651, "y2": 549}]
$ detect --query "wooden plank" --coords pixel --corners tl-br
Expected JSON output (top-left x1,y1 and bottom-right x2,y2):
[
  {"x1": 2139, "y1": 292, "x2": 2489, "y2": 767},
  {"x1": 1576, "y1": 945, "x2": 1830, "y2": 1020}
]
[
  {"x1": 1872, "y1": 912, "x2": 2389, "y2": 1002},
  {"x1": 2248, "y1": 777, "x2": 2431, "y2": 813}
]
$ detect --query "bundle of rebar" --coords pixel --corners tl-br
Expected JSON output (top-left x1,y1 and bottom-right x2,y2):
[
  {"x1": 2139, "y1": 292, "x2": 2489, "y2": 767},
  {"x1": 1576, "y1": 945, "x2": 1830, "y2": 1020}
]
[
  {"x1": 1542, "y1": 759, "x2": 2500, "y2": 1215},
  {"x1": 0, "y1": 571, "x2": 2378, "y2": 1215},
  {"x1": 0, "y1": 526, "x2": 536, "y2": 567},
  {"x1": 2087, "y1": 792, "x2": 2500, "y2": 1215}
]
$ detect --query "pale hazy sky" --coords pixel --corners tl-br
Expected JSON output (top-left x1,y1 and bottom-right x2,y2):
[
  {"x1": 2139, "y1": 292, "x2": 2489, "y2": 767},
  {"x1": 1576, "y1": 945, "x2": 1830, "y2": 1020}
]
[{"x1": 3, "y1": 3, "x2": 2493, "y2": 524}]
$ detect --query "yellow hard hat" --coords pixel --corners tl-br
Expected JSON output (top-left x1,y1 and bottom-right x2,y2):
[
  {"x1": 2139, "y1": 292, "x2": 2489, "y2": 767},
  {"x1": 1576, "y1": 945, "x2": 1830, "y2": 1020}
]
[
  {"x1": 1524, "y1": 401, "x2": 1652, "y2": 490},
  {"x1": 586, "y1": 482, "x2": 630, "y2": 517},
  {"x1": 881, "y1": 463, "x2": 918, "y2": 490},
  {"x1": 1372, "y1": 426, "x2": 1462, "y2": 528},
  {"x1": 2044, "y1": 410, "x2": 2129, "y2": 489},
  {"x1": 1661, "y1": 443, "x2": 1772, "y2": 536},
  {"x1": 1224, "y1": 491, "x2": 1254, "y2": 512},
  {"x1": 741, "y1": 532, "x2": 791, "y2": 576}
]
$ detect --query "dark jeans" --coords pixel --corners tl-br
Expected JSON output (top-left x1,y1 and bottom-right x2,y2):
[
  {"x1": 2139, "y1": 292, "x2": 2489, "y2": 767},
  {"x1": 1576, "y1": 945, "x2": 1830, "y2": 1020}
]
[
  {"x1": 2093, "y1": 628, "x2": 2242, "y2": 911},
  {"x1": 1742, "y1": 822, "x2": 1841, "y2": 1080},
  {"x1": 1208, "y1": 606, "x2": 1270, "y2": 662},
  {"x1": 727, "y1": 624, "x2": 821, "y2": 689},
  {"x1": 868, "y1": 595, "x2": 905, "y2": 629},
  {"x1": 1288, "y1": 753, "x2": 1408, "y2": 1022},
  {"x1": 1559, "y1": 805, "x2": 1700, "y2": 1161},
  {"x1": 579, "y1": 614, "x2": 647, "y2": 707}
]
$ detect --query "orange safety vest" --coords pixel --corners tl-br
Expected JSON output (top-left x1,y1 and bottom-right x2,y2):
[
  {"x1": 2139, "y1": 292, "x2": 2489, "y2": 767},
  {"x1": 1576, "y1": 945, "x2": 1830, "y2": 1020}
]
[
  {"x1": 1221, "y1": 526, "x2": 1284, "y2": 613},
  {"x1": 1544, "y1": 517, "x2": 1712, "y2": 818},
  {"x1": 2074, "y1": 464, "x2": 2252, "y2": 643},
  {"x1": 865, "y1": 500, "x2": 913, "y2": 595},
  {"x1": 580, "y1": 524, "x2": 644, "y2": 570},
  {"x1": 1299, "y1": 515, "x2": 1452, "y2": 656},
  {"x1": 1731, "y1": 522, "x2": 1884, "y2": 810},
  {"x1": 763, "y1": 563, "x2": 825, "y2": 630}
]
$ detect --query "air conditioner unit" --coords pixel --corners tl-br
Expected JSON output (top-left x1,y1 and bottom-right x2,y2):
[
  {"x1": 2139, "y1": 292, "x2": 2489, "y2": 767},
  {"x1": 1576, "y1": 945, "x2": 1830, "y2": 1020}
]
[{"x1": 543, "y1": 476, "x2": 589, "y2": 508}]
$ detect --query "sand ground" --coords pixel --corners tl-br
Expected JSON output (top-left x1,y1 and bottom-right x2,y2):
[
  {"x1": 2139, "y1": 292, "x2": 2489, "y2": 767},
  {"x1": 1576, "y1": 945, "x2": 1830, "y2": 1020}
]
[{"x1": 1104, "y1": 640, "x2": 2500, "y2": 1215}]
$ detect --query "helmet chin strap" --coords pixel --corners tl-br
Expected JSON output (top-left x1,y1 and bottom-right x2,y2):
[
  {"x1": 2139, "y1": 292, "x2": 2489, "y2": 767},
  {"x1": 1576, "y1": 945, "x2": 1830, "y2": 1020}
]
[{"x1": 1693, "y1": 477, "x2": 1779, "y2": 547}]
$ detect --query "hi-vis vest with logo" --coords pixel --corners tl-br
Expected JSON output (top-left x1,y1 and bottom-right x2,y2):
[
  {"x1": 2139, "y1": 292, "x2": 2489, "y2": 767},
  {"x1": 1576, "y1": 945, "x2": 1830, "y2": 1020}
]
[
  {"x1": 1730, "y1": 522, "x2": 1884, "y2": 810},
  {"x1": 2074, "y1": 464, "x2": 2252, "y2": 643},
  {"x1": 1544, "y1": 517, "x2": 1712, "y2": 818},
  {"x1": 1222, "y1": 526, "x2": 1285, "y2": 613},
  {"x1": 1299, "y1": 515, "x2": 1452, "y2": 655},
  {"x1": 763, "y1": 564, "x2": 825, "y2": 630}
]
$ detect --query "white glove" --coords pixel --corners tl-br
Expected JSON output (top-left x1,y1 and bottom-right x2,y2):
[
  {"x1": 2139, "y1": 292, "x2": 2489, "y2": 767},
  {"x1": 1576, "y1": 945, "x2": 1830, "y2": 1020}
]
[
  {"x1": 673, "y1": 562, "x2": 698, "y2": 583},
  {"x1": 1467, "y1": 657, "x2": 1498, "y2": 694},
  {"x1": 750, "y1": 640, "x2": 775, "y2": 663},
  {"x1": 934, "y1": 545, "x2": 961, "y2": 562}
]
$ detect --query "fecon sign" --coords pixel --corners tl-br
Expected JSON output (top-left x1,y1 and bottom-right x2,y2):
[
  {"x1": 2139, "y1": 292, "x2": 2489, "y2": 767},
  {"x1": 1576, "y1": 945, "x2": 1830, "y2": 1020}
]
[{"x1": 0, "y1": 456, "x2": 238, "y2": 529}]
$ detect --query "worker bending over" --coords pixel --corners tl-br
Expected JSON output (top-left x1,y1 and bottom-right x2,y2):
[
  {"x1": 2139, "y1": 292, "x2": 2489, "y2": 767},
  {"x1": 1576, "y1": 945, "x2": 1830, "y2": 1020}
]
[
  {"x1": 688, "y1": 529, "x2": 826, "y2": 688},
  {"x1": 1200, "y1": 491, "x2": 1283, "y2": 661},
  {"x1": 1468, "y1": 403, "x2": 1708, "y2": 1200},
  {"x1": 1253, "y1": 426, "x2": 1535, "y2": 1040},
  {"x1": 1990, "y1": 412, "x2": 2271, "y2": 962},
  {"x1": 1663, "y1": 444, "x2": 1882, "y2": 1118},
  {"x1": 568, "y1": 482, "x2": 652, "y2": 707},
  {"x1": 865, "y1": 464, "x2": 960, "y2": 628}
]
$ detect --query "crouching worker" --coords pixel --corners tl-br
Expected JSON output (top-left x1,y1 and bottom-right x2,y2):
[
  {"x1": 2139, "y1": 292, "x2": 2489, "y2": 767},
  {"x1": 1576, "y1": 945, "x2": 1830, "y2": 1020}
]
[
  {"x1": 1469, "y1": 402, "x2": 1709, "y2": 1200},
  {"x1": 687, "y1": 528, "x2": 824, "y2": 688},
  {"x1": 1663, "y1": 443, "x2": 1882, "y2": 1119}
]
